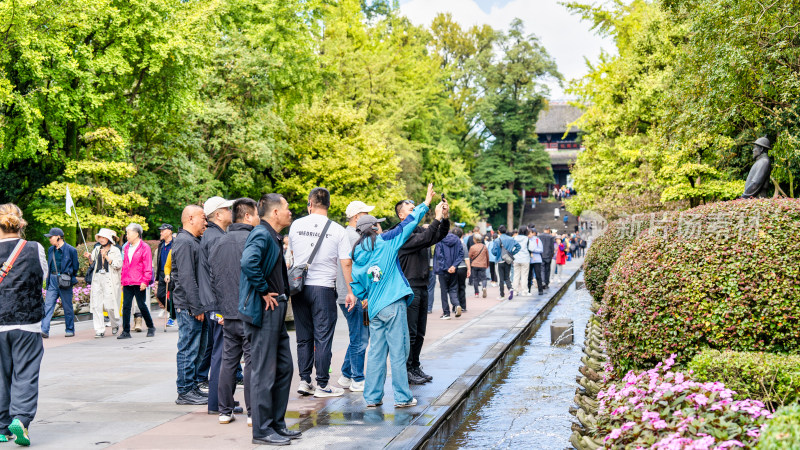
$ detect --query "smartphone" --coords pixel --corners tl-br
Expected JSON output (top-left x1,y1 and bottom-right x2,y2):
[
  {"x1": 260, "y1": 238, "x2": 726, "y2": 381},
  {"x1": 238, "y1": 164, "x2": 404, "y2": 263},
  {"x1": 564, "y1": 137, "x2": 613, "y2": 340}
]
[
  {"x1": 276, "y1": 294, "x2": 288, "y2": 303},
  {"x1": 441, "y1": 193, "x2": 446, "y2": 202}
]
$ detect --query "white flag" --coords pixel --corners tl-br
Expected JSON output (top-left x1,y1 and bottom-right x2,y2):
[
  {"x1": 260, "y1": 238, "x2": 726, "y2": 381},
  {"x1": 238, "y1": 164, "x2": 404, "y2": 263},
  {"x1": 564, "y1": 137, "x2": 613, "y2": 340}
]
[{"x1": 65, "y1": 186, "x2": 75, "y2": 216}]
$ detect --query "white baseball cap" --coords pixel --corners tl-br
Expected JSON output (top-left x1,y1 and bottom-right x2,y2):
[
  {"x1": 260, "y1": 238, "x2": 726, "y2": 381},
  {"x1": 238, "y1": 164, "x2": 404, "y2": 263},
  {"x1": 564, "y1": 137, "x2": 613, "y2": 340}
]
[
  {"x1": 203, "y1": 196, "x2": 234, "y2": 216},
  {"x1": 345, "y1": 201, "x2": 375, "y2": 219}
]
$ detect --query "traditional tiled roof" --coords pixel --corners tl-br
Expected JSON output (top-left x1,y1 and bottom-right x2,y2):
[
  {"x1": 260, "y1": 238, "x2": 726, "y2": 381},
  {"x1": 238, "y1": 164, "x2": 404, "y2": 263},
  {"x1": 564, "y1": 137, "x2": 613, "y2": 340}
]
[
  {"x1": 536, "y1": 103, "x2": 583, "y2": 134},
  {"x1": 546, "y1": 149, "x2": 579, "y2": 166}
]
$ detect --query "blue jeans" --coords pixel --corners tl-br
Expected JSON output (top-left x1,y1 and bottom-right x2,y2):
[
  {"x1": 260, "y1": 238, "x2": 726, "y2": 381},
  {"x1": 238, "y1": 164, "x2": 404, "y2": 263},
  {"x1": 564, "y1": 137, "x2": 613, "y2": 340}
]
[
  {"x1": 338, "y1": 302, "x2": 368, "y2": 382},
  {"x1": 364, "y1": 299, "x2": 412, "y2": 405},
  {"x1": 176, "y1": 310, "x2": 208, "y2": 395},
  {"x1": 426, "y1": 270, "x2": 435, "y2": 313},
  {"x1": 42, "y1": 275, "x2": 74, "y2": 335}
]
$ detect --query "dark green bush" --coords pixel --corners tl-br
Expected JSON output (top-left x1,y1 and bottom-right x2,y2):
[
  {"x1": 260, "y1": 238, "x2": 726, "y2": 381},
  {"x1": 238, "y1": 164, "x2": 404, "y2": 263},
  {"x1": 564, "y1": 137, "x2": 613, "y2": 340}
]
[
  {"x1": 689, "y1": 349, "x2": 800, "y2": 409},
  {"x1": 602, "y1": 198, "x2": 800, "y2": 371},
  {"x1": 583, "y1": 217, "x2": 650, "y2": 301},
  {"x1": 757, "y1": 403, "x2": 800, "y2": 449}
]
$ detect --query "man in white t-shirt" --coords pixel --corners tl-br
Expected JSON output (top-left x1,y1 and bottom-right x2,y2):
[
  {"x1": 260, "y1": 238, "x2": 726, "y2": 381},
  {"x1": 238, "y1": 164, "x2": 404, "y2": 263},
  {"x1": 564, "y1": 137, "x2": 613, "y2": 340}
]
[{"x1": 288, "y1": 187, "x2": 355, "y2": 398}]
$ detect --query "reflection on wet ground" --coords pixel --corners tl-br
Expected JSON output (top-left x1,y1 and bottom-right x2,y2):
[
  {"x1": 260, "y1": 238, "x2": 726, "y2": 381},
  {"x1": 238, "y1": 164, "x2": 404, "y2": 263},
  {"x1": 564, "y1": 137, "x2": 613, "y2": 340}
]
[{"x1": 444, "y1": 274, "x2": 592, "y2": 449}]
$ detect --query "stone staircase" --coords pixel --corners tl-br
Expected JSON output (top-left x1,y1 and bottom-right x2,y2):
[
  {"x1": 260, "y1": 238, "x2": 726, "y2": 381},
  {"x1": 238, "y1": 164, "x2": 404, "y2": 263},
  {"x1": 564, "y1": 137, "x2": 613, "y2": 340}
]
[{"x1": 520, "y1": 199, "x2": 566, "y2": 231}]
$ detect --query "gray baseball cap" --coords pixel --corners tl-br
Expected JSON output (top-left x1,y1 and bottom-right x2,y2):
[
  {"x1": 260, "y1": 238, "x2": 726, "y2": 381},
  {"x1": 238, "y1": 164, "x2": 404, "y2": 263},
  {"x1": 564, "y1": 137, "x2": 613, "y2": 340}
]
[{"x1": 356, "y1": 215, "x2": 386, "y2": 234}]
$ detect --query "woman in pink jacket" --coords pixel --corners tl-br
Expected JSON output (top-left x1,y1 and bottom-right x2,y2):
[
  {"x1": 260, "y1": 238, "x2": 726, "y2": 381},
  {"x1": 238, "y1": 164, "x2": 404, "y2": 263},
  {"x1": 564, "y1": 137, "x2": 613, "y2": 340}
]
[{"x1": 119, "y1": 223, "x2": 156, "y2": 339}]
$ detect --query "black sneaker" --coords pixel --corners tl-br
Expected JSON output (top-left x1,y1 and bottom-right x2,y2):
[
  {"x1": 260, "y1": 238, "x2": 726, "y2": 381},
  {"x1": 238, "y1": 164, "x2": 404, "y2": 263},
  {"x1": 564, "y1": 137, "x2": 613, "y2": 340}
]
[
  {"x1": 146, "y1": 328, "x2": 156, "y2": 337},
  {"x1": 117, "y1": 332, "x2": 132, "y2": 339},
  {"x1": 176, "y1": 391, "x2": 208, "y2": 405},
  {"x1": 198, "y1": 381, "x2": 209, "y2": 392},
  {"x1": 407, "y1": 370, "x2": 426, "y2": 385},
  {"x1": 194, "y1": 387, "x2": 209, "y2": 398},
  {"x1": 414, "y1": 367, "x2": 433, "y2": 382}
]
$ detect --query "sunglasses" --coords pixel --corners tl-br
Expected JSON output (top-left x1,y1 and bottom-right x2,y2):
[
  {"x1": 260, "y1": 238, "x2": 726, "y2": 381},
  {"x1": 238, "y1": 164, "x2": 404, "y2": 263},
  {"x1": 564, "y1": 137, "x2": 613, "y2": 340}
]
[{"x1": 402, "y1": 200, "x2": 415, "y2": 206}]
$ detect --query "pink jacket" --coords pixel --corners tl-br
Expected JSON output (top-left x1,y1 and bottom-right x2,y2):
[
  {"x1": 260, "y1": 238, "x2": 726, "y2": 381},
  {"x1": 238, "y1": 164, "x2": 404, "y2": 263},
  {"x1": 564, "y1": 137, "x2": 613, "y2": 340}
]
[{"x1": 121, "y1": 241, "x2": 153, "y2": 286}]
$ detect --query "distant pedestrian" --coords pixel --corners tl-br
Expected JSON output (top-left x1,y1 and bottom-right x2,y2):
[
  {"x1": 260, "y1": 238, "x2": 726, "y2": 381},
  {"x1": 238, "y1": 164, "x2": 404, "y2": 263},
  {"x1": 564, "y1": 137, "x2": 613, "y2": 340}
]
[
  {"x1": 554, "y1": 238, "x2": 567, "y2": 282},
  {"x1": 486, "y1": 232, "x2": 498, "y2": 286},
  {"x1": 451, "y1": 227, "x2": 471, "y2": 312},
  {"x1": 154, "y1": 224, "x2": 176, "y2": 327},
  {"x1": 86, "y1": 228, "x2": 122, "y2": 338},
  {"x1": 527, "y1": 230, "x2": 545, "y2": 295},
  {"x1": 0, "y1": 204, "x2": 46, "y2": 446},
  {"x1": 491, "y1": 225, "x2": 520, "y2": 300},
  {"x1": 41, "y1": 227, "x2": 79, "y2": 339},
  {"x1": 468, "y1": 234, "x2": 489, "y2": 298},
  {"x1": 512, "y1": 226, "x2": 530, "y2": 296},
  {"x1": 539, "y1": 228, "x2": 555, "y2": 289},
  {"x1": 434, "y1": 228, "x2": 464, "y2": 319},
  {"x1": 118, "y1": 223, "x2": 156, "y2": 339}
]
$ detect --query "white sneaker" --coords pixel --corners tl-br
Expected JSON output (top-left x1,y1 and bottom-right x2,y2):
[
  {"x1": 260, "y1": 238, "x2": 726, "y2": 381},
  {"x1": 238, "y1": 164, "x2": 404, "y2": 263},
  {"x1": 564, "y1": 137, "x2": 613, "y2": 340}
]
[
  {"x1": 247, "y1": 416, "x2": 252, "y2": 427},
  {"x1": 395, "y1": 397, "x2": 418, "y2": 408},
  {"x1": 314, "y1": 385, "x2": 345, "y2": 398},
  {"x1": 350, "y1": 380, "x2": 365, "y2": 392},
  {"x1": 297, "y1": 381, "x2": 316, "y2": 396},
  {"x1": 525, "y1": 291, "x2": 531, "y2": 296},
  {"x1": 219, "y1": 413, "x2": 235, "y2": 424},
  {"x1": 491, "y1": 282, "x2": 497, "y2": 287},
  {"x1": 338, "y1": 376, "x2": 352, "y2": 388}
]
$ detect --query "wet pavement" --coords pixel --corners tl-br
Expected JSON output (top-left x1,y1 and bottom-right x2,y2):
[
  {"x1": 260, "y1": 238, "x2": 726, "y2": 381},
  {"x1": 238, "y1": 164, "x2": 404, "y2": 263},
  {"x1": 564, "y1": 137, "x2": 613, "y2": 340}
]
[
  {"x1": 444, "y1": 274, "x2": 592, "y2": 450},
  {"x1": 28, "y1": 257, "x2": 584, "y2": 449}
]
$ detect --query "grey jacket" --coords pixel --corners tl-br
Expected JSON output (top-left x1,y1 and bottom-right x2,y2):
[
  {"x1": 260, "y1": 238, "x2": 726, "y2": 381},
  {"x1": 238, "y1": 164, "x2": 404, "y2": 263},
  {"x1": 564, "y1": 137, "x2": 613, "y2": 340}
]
[
  {"x1": 540, "y1": 233, "x2": 555, "y2": 262},
  {"x1": 198, "y1": 221, "x2": 226, "y2": 313},
  {"x1": 171, "y1": 229, "x2": 203, "y2": 316},
  {"x1": 209, "y1": 223, "x2": 253, "y2": 319}
]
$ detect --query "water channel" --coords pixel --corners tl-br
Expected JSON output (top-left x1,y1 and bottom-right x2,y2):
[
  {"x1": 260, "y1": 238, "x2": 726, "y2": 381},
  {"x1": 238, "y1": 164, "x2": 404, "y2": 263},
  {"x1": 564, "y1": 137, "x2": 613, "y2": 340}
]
[{"x1": 444, "y1": 273, "x2": 593, "y2": 449}]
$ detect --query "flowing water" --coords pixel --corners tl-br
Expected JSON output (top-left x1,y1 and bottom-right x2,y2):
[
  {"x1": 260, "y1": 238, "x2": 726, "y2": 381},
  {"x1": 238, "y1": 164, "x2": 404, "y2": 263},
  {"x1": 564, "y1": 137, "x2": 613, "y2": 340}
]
[{"x1": 444, "y1": 274, "x2": 593, "y2": 450}]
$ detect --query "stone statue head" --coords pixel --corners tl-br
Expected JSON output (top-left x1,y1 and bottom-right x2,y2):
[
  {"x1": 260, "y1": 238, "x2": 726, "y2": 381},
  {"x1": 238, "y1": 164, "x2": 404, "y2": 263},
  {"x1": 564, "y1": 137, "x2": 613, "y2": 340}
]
[{"x1": 753, "y1": 136, "x2": 771, "y2": 159}]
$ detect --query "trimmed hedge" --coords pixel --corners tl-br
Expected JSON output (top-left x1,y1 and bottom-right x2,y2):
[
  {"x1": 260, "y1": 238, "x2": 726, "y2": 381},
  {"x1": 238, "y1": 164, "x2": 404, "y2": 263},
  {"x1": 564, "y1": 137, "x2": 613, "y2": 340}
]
[
  {"x1": 689, "y1": 350, "x2": 800, "y2": 409},
  {"x1": 757, "y1": 403, "x2": 800, "y2": 449},
  {"x1": 603, "y1": 198, "x2": 800, "y2": 371}
]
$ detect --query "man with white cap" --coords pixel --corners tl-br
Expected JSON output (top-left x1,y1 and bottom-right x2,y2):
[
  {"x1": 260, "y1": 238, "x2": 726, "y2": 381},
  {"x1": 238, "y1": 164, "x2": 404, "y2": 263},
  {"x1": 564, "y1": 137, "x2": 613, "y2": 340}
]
[
  {"x1": 85, "y1": 228, "x2": 123, "y2": 338},
  {"x1": 334, "y1": 201, "x2": 375, "y2": 392},
  {"x1": 198, "y1": 196, "x2": 233, "y2": 412}
]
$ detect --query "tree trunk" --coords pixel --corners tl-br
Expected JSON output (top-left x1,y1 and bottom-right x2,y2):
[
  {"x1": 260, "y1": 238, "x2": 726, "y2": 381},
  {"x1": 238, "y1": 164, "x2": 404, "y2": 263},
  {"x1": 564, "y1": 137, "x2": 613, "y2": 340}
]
[
  {"x1": 507, "y1": 181, "x2": 515, "y2": 229},
  {"x1": 518, "y1": 188, "x2": 526, "y2": 228}
]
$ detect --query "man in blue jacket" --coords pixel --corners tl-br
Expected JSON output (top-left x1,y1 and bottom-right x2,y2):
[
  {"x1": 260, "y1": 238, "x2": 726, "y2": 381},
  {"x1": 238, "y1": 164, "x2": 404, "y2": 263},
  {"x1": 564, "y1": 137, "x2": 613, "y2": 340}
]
[
  {"x1": 491, "y1": 225, "x2": 521, "y2": 300},
  {"x1": 41, "y1": 228, "x2": 79, "y2": 338},
  {"x1": 239, "y1": 193, "x2": 299, "y2": 446}
]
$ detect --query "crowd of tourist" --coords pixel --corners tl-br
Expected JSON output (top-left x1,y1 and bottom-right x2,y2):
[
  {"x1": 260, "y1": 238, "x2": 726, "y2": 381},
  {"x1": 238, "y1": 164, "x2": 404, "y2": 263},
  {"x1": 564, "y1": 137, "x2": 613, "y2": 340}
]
[{"x1": 0, "y1": 186, "x2": 586, "y2": 446}]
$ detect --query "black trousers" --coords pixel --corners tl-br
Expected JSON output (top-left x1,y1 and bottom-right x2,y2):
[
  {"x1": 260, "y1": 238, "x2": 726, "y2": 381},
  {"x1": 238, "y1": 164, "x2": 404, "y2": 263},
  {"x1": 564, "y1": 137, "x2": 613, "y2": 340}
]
[
  {"x1": 245, "y1": 301, "x2": 293, "y2": 438},
  {"x1": 489, "y1": 262, "x2": 497, "y2": 282},
  {"x1": 438, "y1": 273, "x2": 460, "y2": 316},
  {"x1": 406, "y1": 286, "x2": 428, "y2": 370},
  {"x1": 218, "y1": 319, "x2": 251, "y2": 416},
  {"x1": 531, "y1": 263, "x2": 544, "y2": 293},
  {"x1": 497, "y1": 262, "x2": 512, "y2": 296},
  {"x1": 527, "y1": 263, "x2": 536, "y2": 291},
  {"x1": 0, "y1": 330, "x2": 43, "y2": 431},
  {"x1": 456, "y1": 266, "x2": 468, "y2": 311},
  {"x1": 207, "y1": 318, "x2": 224, "y2": 412},
  {"x1": 542, "y1": 259, "x2": 552, "y2": 287},
  {"x1": 198, "y1": 318, "x2": 212, "y2": 383},
  {"x1": 121, "y1": 285, "x2": 154, "y2": 333}
]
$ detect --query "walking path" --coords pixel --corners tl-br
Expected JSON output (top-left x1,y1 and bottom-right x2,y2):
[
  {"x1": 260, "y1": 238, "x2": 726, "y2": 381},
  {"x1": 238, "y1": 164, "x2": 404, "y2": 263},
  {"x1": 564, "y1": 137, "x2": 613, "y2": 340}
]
[{"x1": 33, "y1": 258, "x2": 583, "y2": 449}]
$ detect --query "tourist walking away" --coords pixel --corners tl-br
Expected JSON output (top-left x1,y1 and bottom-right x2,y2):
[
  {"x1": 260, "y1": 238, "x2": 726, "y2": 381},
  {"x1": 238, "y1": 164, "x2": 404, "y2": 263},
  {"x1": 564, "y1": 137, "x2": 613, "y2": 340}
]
[
  {"x1": 468, "y1": 234, "x2": 489, "y2": 298},
  {"x1": 172, "y1": 205, "x2": 209, "y2": 406},
  {"x1": 0, "y1": 204, "x2": 46, "y2": 446},
  {"x1": 491, "y1": 225, "x2": 520, "y2": 300},
  {"x1": 288, "y1": 187, "x2": 355, "y2": 398},
  {"x1": 539, "y1": 228, "x2": 555, "y2": 289},
  {"x1": 433, "y1": 228, "x2": 464, "y2": 319},
  {"x1": 486, "y1": 233, "x2": 498, "y2": 286},
  {"x1": 41, "y1": 227, "x2": 78, "y2": 338},
  {"x1": 348, "y1": 183, "x2": 435, "y2": 408},
  {"x1": 154, "y1": 224, "x2": 176, "y2": 327},
  {"x1": 451, "y1": 227, "x2": 471, "y2": 312},
  {"x1": 118, "y1": 223, "x2": 156, "y2": 339},
  {"x1": 335, "y1": 201, "x2": 375, "y2": 393},
  {"x1": 512, "y1": 226, "x2": 530, "y2": 296},
  {"x1": 392, "y1": 196, "x2": 449, "y2": 385},
  {"x1": 527, "y1": 230, "x2": 545, "y2": 295},
  {"x1": 239, "y1": 193, "x2": 300, "y2": 445},
  {"x1": 86, "y1": 228, "x2": 122, "y2": 337},
  {"x1": 199, "y1": 196, "x2": 233, "y2": 413},
  {"x1": 554, "y1": 238, "x2": 567, "y2": 282},
  {"x1": 210, "y1": 198, "x2": 259, "y2": 425}
]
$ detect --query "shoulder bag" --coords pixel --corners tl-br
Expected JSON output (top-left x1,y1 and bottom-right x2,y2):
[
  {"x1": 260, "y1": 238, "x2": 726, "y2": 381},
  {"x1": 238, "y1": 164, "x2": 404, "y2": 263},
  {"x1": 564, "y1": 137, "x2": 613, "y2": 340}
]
[
  {"x1": 49, "y1": 247, "x2": 73, "y2": 289},
  {"x1": 0, "y1": 240, "x2": 27, "y2": 285},
  {"x1": 498, "y1": 238, "x2": 514, "y2": 265},
  {"x1": 288, "y1": 220, "x2": 332, "y2": 295}
]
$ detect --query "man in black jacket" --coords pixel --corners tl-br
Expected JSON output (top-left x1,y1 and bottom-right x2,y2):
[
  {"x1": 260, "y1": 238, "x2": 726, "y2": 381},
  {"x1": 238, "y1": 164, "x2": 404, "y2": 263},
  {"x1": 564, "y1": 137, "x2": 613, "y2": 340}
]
[
  {"x1": 154, "y1": 224, "x2": 175, "y2": 326},
  {"x1": 391, "y1": 198, "x2": 449, "y2": 385},
  {"x1": 198, "y1": 196, "x2": 233, "y2": 412},
  {"x1": 172, "y1": 205, "x2": 208, "y2": 406},
  {"x1": 539, "y1": 228, "x2": 555, "y2": 289},
  {"x1": 210, "y1": 198, "x2": 259, "y2": 424}
]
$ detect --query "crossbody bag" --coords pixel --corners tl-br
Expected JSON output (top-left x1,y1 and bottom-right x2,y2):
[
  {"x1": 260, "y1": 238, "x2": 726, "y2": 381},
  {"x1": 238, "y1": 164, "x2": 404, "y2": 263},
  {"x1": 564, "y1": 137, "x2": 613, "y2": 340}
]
[{"x1": 288, "y1": 220, "x2": 332, "y2": 296}]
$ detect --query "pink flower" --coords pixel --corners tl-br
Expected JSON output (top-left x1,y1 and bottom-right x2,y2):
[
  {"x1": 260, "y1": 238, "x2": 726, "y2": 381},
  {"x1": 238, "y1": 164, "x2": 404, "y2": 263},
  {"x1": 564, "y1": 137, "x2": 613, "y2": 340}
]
[
  {"x1": 621, "y1": 421, "x2": 636, "y2": 432},
  {"x1": 694, "y1": 394, "x2": 709, "y2": 406},
  {"x1": 652, "y1": 419, "x2": 668, "y2": 429},
  {"x1": 746, "y1": 429, "x2": 760, "y2": 438},
  {"x1": 642, "y1": 411, "x2": 660, "y2": 421},
  {"x1": 716, "y1": 440, "x2": 745, "y2": 448},
  {"x1": 604, "y1": 428, "x2": 623, "y2": 442}
]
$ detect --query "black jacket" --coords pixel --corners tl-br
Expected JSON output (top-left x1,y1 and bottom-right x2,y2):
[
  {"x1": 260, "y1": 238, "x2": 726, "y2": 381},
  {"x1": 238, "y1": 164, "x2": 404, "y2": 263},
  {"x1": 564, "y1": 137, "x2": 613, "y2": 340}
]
[
  {"x1": 0, "y1": 240, "x2": 44, "y2": 326},
  {"x1": 390, "y1": 217, "x2": 449, "y2": 287},
  {"x1": 209, "y1": 223, "x2": 253, "y2": 319},
  {"x1": 171, "y1": 229, "x2": 203, "y2": 316},
  {"x1": 540, "y1": 233, "x2": 555, "y2": 262},
  {"x1": 199, "y1": 221, "x2": 225, "y2": 313}
]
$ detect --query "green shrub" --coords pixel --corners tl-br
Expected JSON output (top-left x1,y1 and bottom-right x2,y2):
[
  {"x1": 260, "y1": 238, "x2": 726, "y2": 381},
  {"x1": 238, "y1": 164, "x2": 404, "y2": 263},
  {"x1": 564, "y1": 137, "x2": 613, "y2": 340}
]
[
  {"x1": 584, "y1": 217, "x2": 648, "y2": 301},
  {"x1": 757, "y1": 403, "x2": 800, "y2": 449},
  {"x1": 689, "y1": 350, "x2": 800, "y2": 409},
  {"x1": 602, "y1": 198, "x2": 800, "y2": 371}
]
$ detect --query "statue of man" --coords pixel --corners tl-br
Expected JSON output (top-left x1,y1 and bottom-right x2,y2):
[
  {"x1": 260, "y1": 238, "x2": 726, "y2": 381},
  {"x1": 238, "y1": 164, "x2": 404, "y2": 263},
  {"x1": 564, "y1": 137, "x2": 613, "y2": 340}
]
[{"x1": 741, "y1": 137, "x2": 772, "y2": 199}]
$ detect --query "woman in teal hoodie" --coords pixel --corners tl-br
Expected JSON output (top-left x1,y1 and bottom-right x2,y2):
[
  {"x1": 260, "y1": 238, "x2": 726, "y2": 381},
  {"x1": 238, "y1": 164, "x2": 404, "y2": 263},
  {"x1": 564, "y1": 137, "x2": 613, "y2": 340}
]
[{"x1": 347, "y1": 184, "x2": 435, "y2": 408}]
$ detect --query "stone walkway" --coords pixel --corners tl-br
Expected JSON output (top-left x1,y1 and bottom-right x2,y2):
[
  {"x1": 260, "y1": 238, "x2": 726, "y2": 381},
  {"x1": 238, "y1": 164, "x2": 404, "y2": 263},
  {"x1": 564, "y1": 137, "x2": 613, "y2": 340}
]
[{"x1": 31, "y1": 257, "x2": 583, "y2": 449}]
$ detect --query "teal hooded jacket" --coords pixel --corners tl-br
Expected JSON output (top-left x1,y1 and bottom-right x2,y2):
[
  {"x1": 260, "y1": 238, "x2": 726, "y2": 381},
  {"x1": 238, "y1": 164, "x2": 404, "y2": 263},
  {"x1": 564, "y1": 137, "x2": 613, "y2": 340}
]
[{"x1": 350, "y1": 203, "x2": 429, "y2": 320}]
